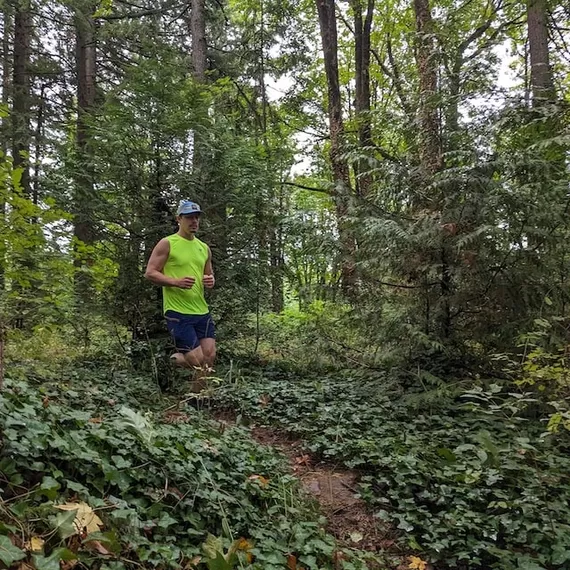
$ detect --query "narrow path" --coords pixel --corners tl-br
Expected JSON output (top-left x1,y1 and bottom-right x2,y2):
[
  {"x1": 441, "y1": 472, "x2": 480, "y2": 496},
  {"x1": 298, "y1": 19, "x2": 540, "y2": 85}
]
[{"x1": 211, "y1": 410, "x2": 407, "y2": 568}]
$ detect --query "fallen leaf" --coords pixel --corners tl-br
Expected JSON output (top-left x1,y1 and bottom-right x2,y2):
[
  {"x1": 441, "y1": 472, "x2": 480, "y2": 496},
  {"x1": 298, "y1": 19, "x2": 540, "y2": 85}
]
[
  {"x1": 184, "y1": 556, "x2": 201, "y2": 568},
  {"x1": 294, "y1": 454, "x2": 310, "y2": 465},
  {"x1": 54, "y1": 502, "x2": 103, "y2": 535},
  {"x1": 287, "y1": 553, "x2": 297, "y2": 570},
  {"x1": 408, "y1": 556, "x2": 428, "y2": 570},
  {"x1": 42, "y1": 396, "x2": 50, "y2": 408},
  {"x1": 259, "y1": 394, "x2": 271, "y2": 407},
  {"x1": 89, "y1": 417, "x2": 103, "y2": 424},
  {"x1": 349, "y1": 531, "x2": 363, "y2": 544},
  {"x1": 26, "y1": 537, "x2": 45, "y2": 552},
  {"x1": 247, "y1": 475, "x2": 269, "y2": 486},
  {"x1": 235, "y1": 538, "x2": 253, "y2": 551},
  {"x1": 85, "y1": 540, "x2": 112, "y2": 556}
]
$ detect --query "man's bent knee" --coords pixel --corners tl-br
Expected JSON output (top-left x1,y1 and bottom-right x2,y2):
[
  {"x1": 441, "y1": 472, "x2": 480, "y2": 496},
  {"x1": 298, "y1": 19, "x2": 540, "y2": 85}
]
[
  {"x1": 199, "y1": 339, "x2": 216, "y2": 365},
  {"x1": 184, "y1": 346, "x2": 205, "y2": 368}
]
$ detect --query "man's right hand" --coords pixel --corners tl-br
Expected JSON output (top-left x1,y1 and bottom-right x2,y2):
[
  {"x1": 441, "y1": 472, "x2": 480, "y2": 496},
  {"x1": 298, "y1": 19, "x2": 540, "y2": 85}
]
[{"x1": 175, "y1": 276, "x2": 195, "y2": 289}]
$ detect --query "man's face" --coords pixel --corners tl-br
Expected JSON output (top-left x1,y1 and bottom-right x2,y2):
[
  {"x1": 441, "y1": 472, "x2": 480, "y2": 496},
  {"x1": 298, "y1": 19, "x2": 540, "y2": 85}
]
[{"x1": 178, "y1": 213, "x2": 201, "y2": 234}]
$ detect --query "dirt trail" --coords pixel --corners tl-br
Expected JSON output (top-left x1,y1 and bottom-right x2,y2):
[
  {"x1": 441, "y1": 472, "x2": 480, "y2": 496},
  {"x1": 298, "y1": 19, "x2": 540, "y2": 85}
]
[{"x1": 213, "y1": 412, "x2": 399, "y2": 556}]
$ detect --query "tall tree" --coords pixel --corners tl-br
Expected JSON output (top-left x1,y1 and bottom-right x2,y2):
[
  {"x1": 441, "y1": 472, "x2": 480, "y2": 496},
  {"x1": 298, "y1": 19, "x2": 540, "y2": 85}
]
[
  {"x1": 73, "y1": 0, "x2": 97, "y2": 302},
  {"x1": 191, "y1": 0, "x2": 206, "y2": 81},
  {"x1": 351, "y1": 0, "x2": 374, "y2": 198},
  {"x1": 315, "y1": 0, "x2": 356, "y2": 294},
  {"x1": 0, "y1": 6, "x2": 11, "y2": 292},
  {"x1": 12, "y1": 0, "x2": 31, "y2": 195},
  {"x1": 527, "y1": 0, "x2": 555, "y2": 103},
  {"x1": 413, "y1": 0, "x2": 442, "y2": 177}
]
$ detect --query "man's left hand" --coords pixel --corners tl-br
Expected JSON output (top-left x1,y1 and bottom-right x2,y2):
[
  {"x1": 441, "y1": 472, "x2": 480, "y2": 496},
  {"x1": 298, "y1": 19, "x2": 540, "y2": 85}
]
[{"x1": 203, "y1": 274, "x2": 215, "y2": 289}]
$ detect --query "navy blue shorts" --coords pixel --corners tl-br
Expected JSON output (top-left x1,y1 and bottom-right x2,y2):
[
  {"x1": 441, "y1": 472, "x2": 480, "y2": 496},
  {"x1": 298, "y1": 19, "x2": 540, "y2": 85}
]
[{"x1": 165, "y1": 311, "x2": 216, "y2": 353}]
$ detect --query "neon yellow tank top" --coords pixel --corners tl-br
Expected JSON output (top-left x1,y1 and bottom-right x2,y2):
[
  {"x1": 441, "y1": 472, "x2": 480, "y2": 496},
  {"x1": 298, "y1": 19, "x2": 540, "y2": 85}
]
[{"x1": 162, "y1": 234, "x2": 209, "y2": 315}]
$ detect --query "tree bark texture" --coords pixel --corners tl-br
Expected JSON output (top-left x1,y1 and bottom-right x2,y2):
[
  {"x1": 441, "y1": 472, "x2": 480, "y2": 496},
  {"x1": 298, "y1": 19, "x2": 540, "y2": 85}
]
[
  {"x1": 74, "y1": 1, "x2": 97, "y2": 300},
  {"x1": 12, "y1": 0, "x2": 31, "y2": 195},
  {"x1": 191, "y1": 0, "x2": 207, "y2": 81},
  {"x1": 413, "y1": 0, "x2": 442, "y2": 177},
  {"x1": 315, "y1": 0, "x2": 356, "y2": 295},
  {"x1": 1, "y1": 8, "x2": 11, "y2": 293},
  {"x1": 527, "y1": 0, "x2": 555, "y2": 104},
  {"x1": 74, "y1": 0, "x2": 96, "y2": 243},
  {"x1": 352, "y1": 0, "x2": 374, "y2": 198}
]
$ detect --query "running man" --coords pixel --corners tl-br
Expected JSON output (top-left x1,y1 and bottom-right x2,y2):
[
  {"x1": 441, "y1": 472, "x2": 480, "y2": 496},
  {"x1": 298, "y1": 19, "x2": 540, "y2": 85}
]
[{"x1": 145, "y1": 200, "x2": 216, "y2": 389}]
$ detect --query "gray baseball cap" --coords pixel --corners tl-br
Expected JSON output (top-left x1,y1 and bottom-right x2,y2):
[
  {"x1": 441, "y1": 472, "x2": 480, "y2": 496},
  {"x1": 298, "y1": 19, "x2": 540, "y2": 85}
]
[{"x1": 177, "y1": 200, "x2": 202, "y2": 215}]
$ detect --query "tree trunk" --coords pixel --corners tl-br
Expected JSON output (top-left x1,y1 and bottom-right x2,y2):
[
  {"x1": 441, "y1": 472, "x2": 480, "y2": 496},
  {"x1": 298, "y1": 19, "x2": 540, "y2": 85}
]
[
  {"x1": 413, "y1": 0, "x2": 442, "y2": 177},
  {"x1": 352, "y1": 0, "x2": 374, "y2": 198},
  {"x1": 32, "y1": 84, "x2": 45, "y2": 208},
  {"x1": 527, "y1": 0, "x2": 555, "y2": 104},
  {"x1": 1, "y1": 8, "x2": 11, "y2": 293},
  {"x1": 413, "y1": 0, "x2": 451, "y2": 338},
  {"x1": 12, "y1": 0, "x2": 31, "y2": 195},
  {"x1": 191, "y1": 0, "x2": 207, "y2": 81},
  {"x1": 270, "y1": 186, "x2": 284, "y2": 313},
  {"x1": 189, "y1": 0, "x2": 228, "y2": 269},
  {"x1": 315, "y1": 0, "x2": 356, "y2": 295},
  {"x1": 74, "y1": 0, "x2": 97, "y2": 299}
]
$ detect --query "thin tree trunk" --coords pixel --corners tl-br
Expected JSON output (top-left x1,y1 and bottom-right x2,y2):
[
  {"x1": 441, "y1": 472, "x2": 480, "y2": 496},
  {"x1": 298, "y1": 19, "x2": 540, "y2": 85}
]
[
  {"x1": 191, "y1": 0, "x2": 207, "y2": 80},
  {"x1": 32, "y1": 83, "x2": 45, "y2": 208},
  {"x1": 74, "y1": 0, "x2": 97, "y2": 299},
  {"x1": 1, "y1": 8, "x2": 11, "y2": 294},
  {"x1": 315, "y1": 0, "x2": 356, "y2": 295},
  {"x1": 12, "y1": 0, "x2": 31, "y2": 195},
  {"x1": 11, "y1": 0, "x2": 31, "y2": 329},
  {"x1": 413, "y1": 0, "x2": 442, "y2": 177},
  {"x1": 189, "y1": 0, "x2": 228, "y2": 266},
  {"x1": 527, "y1": 0, "x2": 555, "y2": 104},
  {"x1": 413, "y1": 0, "x2": 450, "y2": 338},
  {"x1": 352, "y1": 0, "x2": 374, "y2": 198}
]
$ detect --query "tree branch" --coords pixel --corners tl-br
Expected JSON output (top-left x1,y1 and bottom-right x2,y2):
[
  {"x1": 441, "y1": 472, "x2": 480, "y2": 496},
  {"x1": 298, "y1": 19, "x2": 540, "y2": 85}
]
[{"x1": 281, "y1": 181, "x2": 330, "y2": 194}]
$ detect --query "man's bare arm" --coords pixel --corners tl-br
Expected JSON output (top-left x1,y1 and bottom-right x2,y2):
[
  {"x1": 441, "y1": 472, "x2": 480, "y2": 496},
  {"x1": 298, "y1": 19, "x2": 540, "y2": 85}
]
[
  {"x1": 145, "y1": 239, "x2": 195, "y2": 289},
  {"x1": 203, "y1": 246, "x2": 215, "y2": 288}
]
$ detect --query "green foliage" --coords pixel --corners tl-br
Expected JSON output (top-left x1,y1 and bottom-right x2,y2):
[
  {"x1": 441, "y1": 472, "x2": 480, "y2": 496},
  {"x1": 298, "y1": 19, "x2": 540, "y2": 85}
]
[
  {"x1": 217, "y1": 368, "x2": 570, "y2": 569},
  {"x1": 0, "y1": 362, "x2": 380, "y2": 570}
]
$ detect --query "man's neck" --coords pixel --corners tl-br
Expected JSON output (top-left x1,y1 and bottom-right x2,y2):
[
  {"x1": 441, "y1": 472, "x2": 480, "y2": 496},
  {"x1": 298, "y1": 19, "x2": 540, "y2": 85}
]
[{"x1": 177, "y1": 230, "x2": 195, "y2": 240}]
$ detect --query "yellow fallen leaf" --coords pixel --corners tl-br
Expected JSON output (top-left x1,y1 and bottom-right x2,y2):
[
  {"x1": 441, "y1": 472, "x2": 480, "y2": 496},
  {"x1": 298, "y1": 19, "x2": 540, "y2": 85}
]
[
  {"x1": 235, "y1": 538, "x2": 253, "y2": 551},
  {"x1": 28, "y1": 537, "x2": 45, "y2": 552},
  {"x1": 55, "y1": 502, "x2": 104, "y2": 535},
  {"x1": 247, "y1": 475, "x2": 269, "y2": 486},
  {"x1": 408, "y1": 556, "x2": 428, "y2": 570}
]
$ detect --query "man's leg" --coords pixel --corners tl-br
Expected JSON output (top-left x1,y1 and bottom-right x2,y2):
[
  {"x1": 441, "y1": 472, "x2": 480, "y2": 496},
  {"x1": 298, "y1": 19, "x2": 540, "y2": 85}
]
[
  {"x1": 166, "y1": 311, "x2": 206, "y2": 392},
  {"x1": 199, "y1": 338, "x2": 216, "y2": 369},
  {"x1": 184, "y1": 345, "x2": 209, "y2": 393},
  {"x1": 170, "y1": 352, "x2": 191, "y2": 368}
]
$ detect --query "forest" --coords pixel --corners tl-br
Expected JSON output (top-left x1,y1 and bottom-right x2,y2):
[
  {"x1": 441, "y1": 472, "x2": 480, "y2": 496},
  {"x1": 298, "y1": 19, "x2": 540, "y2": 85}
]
[{"x1": 1, "y1": 0, "x2": 570, "y2": 568}]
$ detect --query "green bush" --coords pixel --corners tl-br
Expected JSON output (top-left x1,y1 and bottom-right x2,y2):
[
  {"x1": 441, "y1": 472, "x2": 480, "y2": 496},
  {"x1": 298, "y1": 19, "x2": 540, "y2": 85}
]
[{"x1": 217, "y1": 369, "x2": 570, "y2": 569}]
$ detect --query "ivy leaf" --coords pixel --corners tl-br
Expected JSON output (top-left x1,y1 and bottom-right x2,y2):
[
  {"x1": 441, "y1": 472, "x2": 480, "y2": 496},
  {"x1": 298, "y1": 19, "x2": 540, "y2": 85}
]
[
  {"x1": 0, "y1": 535, "x2": 26, "y2": 566},
  {"x1": 33, "y1": 548, "x2": 77, "y2": 570},
  {"x1": 39, "y1": 475, "x2": 61, "y2": 500},
  {"x1": 205, "y1": 551, "x2": 233, "y2": 570},
  {"x1": 54, "y1": 509, "x2": 78, "y2": 539},
  {"x1": 54, "y1": 501, "x2": 104, "y2": 536}
]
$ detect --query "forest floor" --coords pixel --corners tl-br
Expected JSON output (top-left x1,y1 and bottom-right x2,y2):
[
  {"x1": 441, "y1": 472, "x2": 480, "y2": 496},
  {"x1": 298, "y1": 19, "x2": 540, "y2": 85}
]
[
  {"x1": 2, "y1": 357, "x2": 569, "y2": 570},
  {"x1": 212, "y1": 409, "x2": 400, "y2": 559}
]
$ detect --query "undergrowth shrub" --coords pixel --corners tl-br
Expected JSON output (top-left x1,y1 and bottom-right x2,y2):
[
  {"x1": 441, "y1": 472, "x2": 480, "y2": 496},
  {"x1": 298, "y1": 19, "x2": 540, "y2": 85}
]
[
  {"x1": 0, "y1": 364, "x2": 385, "y2": 570},
  {"x1": 216, "y1": 369, "x2": 570, "y2": 570}
]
